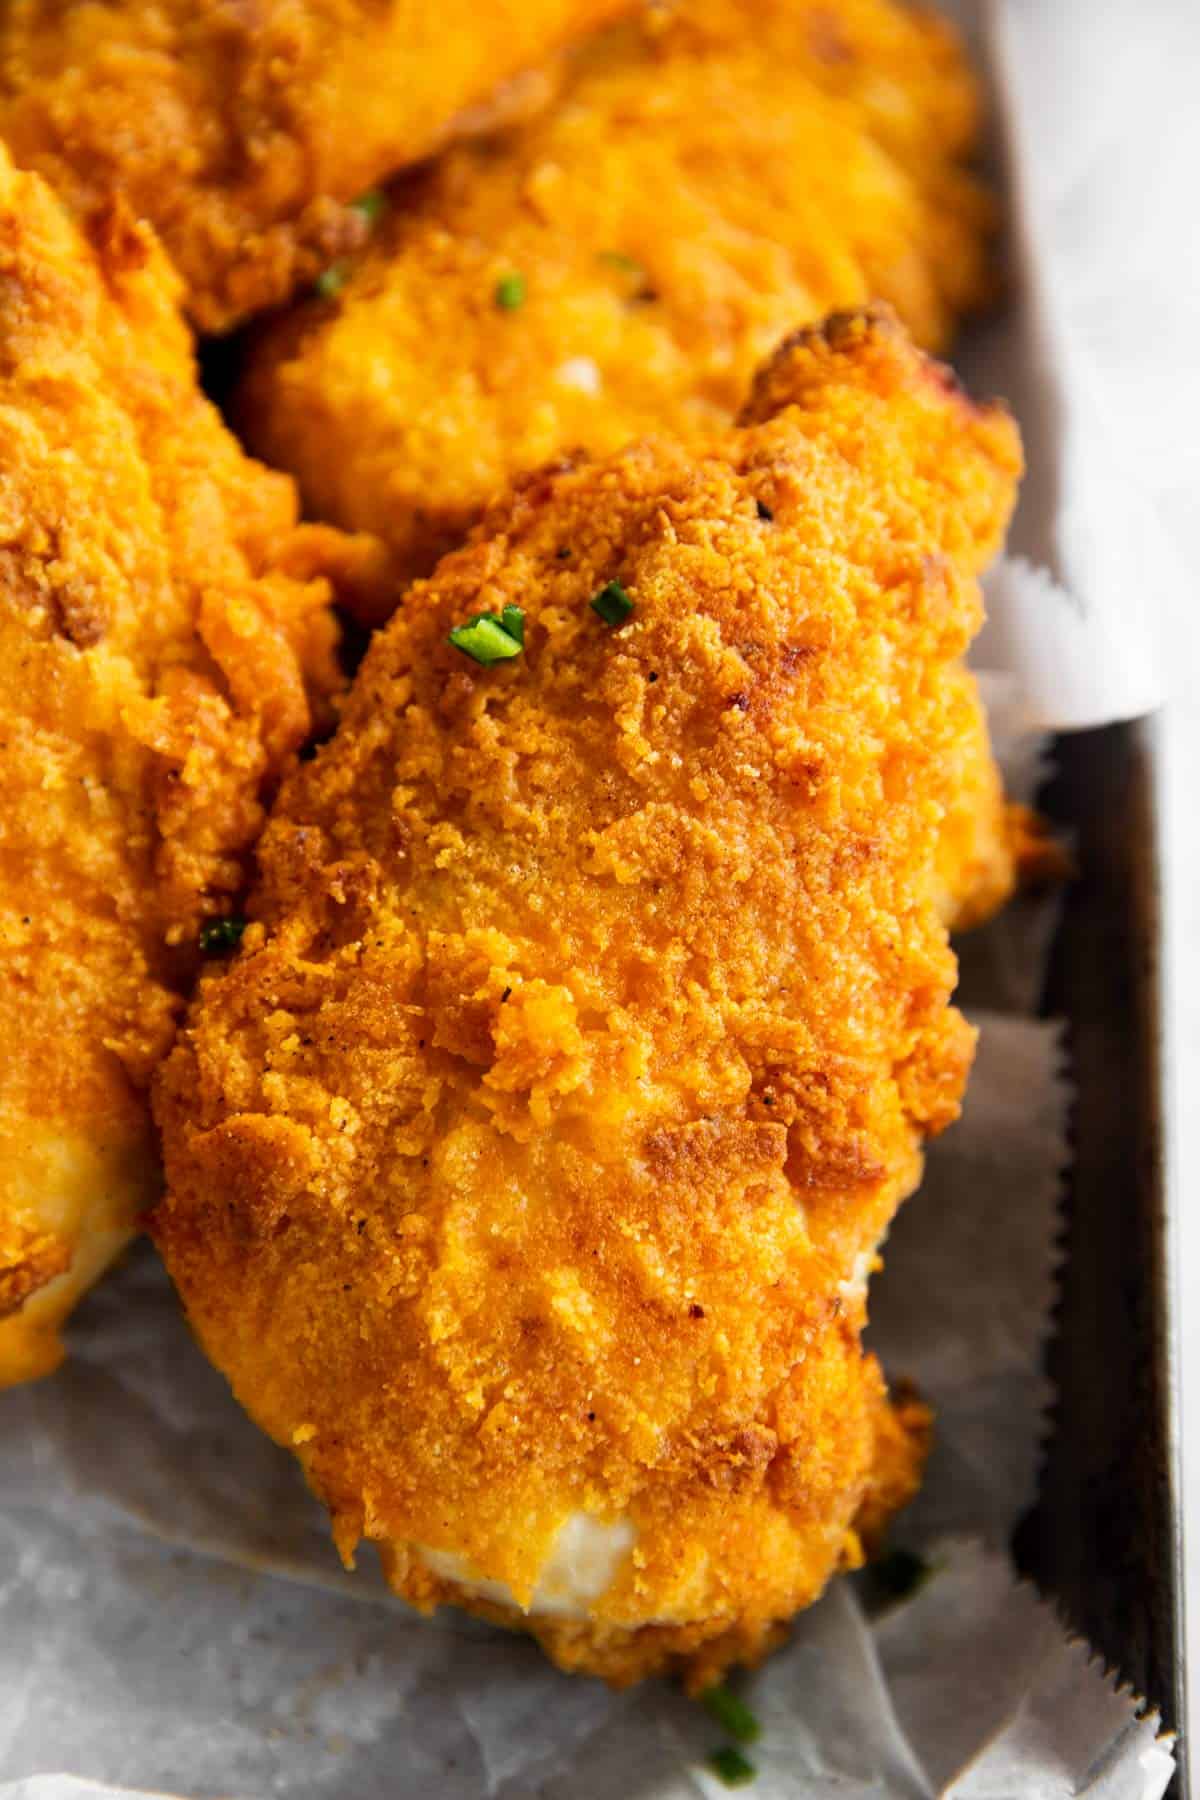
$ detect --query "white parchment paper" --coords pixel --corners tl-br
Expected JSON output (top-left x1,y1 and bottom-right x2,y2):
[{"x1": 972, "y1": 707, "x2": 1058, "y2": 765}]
[{"x1": 0, "y1": 3, "x2": 1174, "y2": 1795}]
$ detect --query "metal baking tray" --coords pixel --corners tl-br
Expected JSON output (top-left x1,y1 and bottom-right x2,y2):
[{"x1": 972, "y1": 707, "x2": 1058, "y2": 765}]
[{"x1": 1014, "y1": 716, "x2": 1186, "y2": 1789}]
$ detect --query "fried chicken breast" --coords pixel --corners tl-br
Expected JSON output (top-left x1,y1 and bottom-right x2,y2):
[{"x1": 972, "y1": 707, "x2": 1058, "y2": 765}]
[
  {"x1": 154, "y1": 309, "x2": 1020, "y2": 1685},
  {"x1": 0, "y1": 0, "x2": 633, "y2": 334},
  {"x1": 240, "y1": 0, "x2": 995, "y2": 589},
  {"x1": 0, "y1": 146, "x2": 378, "y2": 1386}
]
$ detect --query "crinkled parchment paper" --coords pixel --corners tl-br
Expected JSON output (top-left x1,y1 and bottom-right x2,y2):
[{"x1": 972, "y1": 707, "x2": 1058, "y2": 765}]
[{"x1": 0, "y1": 3, "x2": 1174, "y2": 1795}]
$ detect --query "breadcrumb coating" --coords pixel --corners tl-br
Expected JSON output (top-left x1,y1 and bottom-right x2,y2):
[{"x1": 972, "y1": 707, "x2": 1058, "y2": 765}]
[
  {"x1": 241, "y1": 0, "x2": 995, "y2": 586},
  {"x1": 154, "y1": 308, "x2": 1021, "y2": 1685},
  {"x1": 0, "y1": 146, "x2": 369, "y2": 1385},
  {"x1": 0, "y1": 0, "x2": 632, "y2": 333}
]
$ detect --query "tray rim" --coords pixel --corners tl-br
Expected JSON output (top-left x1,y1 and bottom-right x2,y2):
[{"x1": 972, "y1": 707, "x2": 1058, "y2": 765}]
[{"x1": 1031, "y1": 712, "x2": 1188, "y2": 1790}]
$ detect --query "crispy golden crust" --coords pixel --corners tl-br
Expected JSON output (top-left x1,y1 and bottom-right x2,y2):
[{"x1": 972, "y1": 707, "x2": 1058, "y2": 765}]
[
  {"x1": 240, "y1": 0, "x2": 995, "y2": 586},
  {"x1": 0, "y1": 146, "x2": 365, "y2": 1385},
  {"x1": 0, "y1": 1224, "x2": 71, "y2": 1319},
  {"x1": 852, "y1": 1382, "x2": 932, "y2": 1556},
  {"x1": 388, "y1": 1353, "x2": 932, "y2": 1692},
  {"x1": 739, "y1": 311, "x2": 1020, "y2": 935},
  {"x1": 154, "y1": 309, "x2": 1020, "y2": 1683},
  {"x1": 0, "y1": 0, "x2": 632, "y2": 334}
]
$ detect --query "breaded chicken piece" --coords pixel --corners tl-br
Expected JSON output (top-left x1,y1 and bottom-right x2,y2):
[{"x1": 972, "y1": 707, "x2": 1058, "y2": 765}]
[
  {"x1": 155, "y1": 309, "x2": 1020, "y2": 1685},
  {"x1": 0, "y1": 0, "x2": 633, "y2": 335},
  {"x1": 0, "y1": 146, "x2": 377, "y2": 1387},
  {"x1": 240, "y1": 0, "x2": 994, "y2": 588}
]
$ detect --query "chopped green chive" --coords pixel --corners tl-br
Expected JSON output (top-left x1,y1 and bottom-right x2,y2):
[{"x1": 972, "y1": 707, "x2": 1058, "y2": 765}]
[
  {"x1": 500, "y1": 603, "x2": 525, "y2": 646},
  {"x1": 199, "y1": 917, "x2": 247, "y2": 954},
  {"x1": 709, "y1": 1746, "x2": 757, "y2": 1787},
  {"x1": 598, "y1": 249, "x2": 643, "y2": 276},
  {"x1": 873, "y1": 1547, "x2": 931, "y2": 1601},
  {"x1": 701, "y1": 1688, "x2": 761, "y2": 1745},
  {"x1": 494, "y1": 273, "x2": 527, "y2": 310},
  {"x1": 315, "y1": 261, "x2": 349, "y2": 299},
  {"x1": 590, "y1": 580, "x2": 634, "y2": 626},
  {"x1": 447, "y1": 607, "x2": 525, "y2": 665},
  {"x1": 349, "y1": 188, "x2": 386, "y2": 227}
]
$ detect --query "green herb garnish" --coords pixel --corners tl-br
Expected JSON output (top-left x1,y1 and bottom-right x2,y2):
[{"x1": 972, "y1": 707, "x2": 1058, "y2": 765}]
[
  {"x1": 701, "y1": 1688, "x2": 761, "y2": 1745},
  {"x1": 873, "y1": 1547, "x2": 931, "y2": 1601},
  {"x1": 199, "y1": 917, "x2": 247, "y2": 954},
  {"x1": 349, "y1": 188, "x2": 386, "y2": 227},
  {"x1": 447, "y1": 606, "x2": 526, "y2": 665},
  {"x1": 499, "y1": 603, "x2": 525, "y2": 645},
  {"x1": 709, "y1": 1746, "x2": 756, "y2": 1787},
  {"x1": 315, "y1": 262, "x2": 349, "y2": 299},
  {"x1": 590, "y1": 580, "x2": 634, "y2": 626},
  {"x1": 494, "y1": 273, "x2": 527, "y2": 310}
]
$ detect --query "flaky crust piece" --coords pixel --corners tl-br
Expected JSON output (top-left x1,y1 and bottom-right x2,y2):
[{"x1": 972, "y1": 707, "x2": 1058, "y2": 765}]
[
  {"x1": 241, "y1": 0, "x2": 996, "y2": 584},
  {"x1": 0, "y1": 146, "x2": 365, "y2": 1384},
  {"x1": 0, "y1": 0, "x2": 632, "y2": 332},
  {"x1": 154, "y1": 308, "x2": 1021, "y2": 1685}
]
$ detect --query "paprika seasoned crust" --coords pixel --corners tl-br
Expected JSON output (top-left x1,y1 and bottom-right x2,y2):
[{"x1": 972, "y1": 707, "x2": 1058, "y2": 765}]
[
  {"x1": 239, "y1": 0, "x2": 995, "y2": 588},
  {"x1": 0, "y1": 146, "x2": 373, "y2": 1386},
  {"x1": 0, "y1": 0, "x2": 633, "y2": 334},
  {"x1": 153, "y1": 308, "x2": 1020, "y2": 1686}
]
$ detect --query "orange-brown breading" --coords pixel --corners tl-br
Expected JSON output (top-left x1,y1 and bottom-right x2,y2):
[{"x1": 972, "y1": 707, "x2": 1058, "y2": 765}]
[
  {"x1": 240, "y1": 0, "x2": 995, "y2": 588},
  {"x1": 0, "y1": 145, "x2": 375, "y2": 1387},
  {"x1": 153, "y1": 309, "x2": 1021, "y2": 1686},
  {"x1": 0, "y1": 0, "x2": 633, "y2": 334}
]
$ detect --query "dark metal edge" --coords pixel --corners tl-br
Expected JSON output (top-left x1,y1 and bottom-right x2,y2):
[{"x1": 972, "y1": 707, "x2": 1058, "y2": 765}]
[{"x1": 1014, "y1": 718, "x2": 1186, "y2": 1789}]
